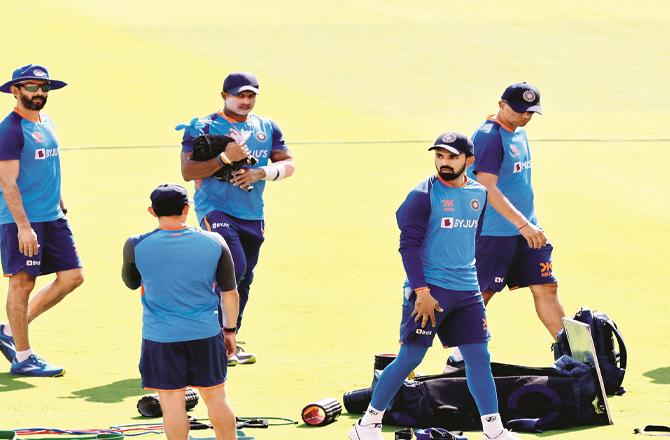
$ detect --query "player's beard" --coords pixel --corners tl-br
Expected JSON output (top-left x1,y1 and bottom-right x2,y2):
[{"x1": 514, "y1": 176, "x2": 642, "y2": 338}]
[
  {"x1": 21, "y1": 94, "x2": 47, "y2": 110},
  {"x1": 438, "y1": 162, "x2": 467, "y2": 181}
]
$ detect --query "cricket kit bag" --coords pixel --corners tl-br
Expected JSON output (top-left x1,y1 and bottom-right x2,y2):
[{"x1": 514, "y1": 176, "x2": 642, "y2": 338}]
[{"x1": 344, "y1": 357, "x2": 602, "y2": 432}]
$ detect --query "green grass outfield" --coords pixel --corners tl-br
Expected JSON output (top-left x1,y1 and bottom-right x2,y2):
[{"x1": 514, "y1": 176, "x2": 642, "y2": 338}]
[{"x1": 1, "y1": 1, "x2": 669, "y2": 438}]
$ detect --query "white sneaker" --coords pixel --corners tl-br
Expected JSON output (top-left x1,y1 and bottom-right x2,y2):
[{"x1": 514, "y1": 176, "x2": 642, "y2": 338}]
[
  {"x1": 348, "y1": 420, "x2": 384, "y2": 440},
  {"x1": 227, "y1": 353, "x2": 238, "y2": 367},
  {"x1": 484, "y1": 429, "x2": 522, "y2": 440},
  {"x1": 235, "y1": 345, "x2": 256, "y2": 364}
]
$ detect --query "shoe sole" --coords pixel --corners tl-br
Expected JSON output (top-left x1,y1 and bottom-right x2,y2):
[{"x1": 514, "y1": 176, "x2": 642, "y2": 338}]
[
  {"x1": 236, "y1": 355, "x2": 256, "y2": 365},
  {"x1": 10, "y1": 369, "x2": 65, "y2": 377}
]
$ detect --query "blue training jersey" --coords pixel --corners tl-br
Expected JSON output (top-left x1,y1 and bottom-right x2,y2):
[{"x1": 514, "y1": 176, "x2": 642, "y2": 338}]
[
  {"x1": 129, "y1": 227, "x2": 231, "y2": 343},
  {"x1": 396, "y1": 175, "x2": 487, "y2": 292},
  {"x1": 468, "y1": 116, "x2": 538, "y2": 236},
  {"x1": 0, "y1": 110, "x2": 64, "y2": 224},
  {"x1": 181, "y1": 112, "x2": 288, "y2": 222}
]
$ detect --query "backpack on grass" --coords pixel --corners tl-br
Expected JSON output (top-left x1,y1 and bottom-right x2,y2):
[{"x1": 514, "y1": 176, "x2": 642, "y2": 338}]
[{"x1": 553, "y1": 306, "x2": 627, "y2": 396}]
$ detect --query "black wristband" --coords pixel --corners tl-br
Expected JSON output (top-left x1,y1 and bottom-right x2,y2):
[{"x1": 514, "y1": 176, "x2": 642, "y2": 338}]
[{"x1": 223, "y1": 327, "x2": 237, "y2": 333}]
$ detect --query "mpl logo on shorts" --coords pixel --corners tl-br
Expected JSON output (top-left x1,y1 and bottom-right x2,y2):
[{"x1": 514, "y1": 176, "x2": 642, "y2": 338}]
[
  {"x1": 441, "y1": 217, "x2": 478, "y2": 229},
  {"x1": 513, "y1": 160, "x2": 531, "y2": 173},
  {"x1": 26, "y1": 260, "x2": 41, "y2": 266},
  {"x1": 415, "y1": 328, "x2": 432, "y2": 336}
]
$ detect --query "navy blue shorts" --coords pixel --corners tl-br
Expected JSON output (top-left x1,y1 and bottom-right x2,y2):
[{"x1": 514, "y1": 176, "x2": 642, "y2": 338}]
[
  {"x1": 475, "y1": 235, "x2": 558, "y2": 293},
  {"x1": 139, "y1": 333, "x2": 228, "y2": 390},
  {"x1": 399, "y1": 284, "x2": 490, "y2": 348},
  {"x1": 0, "y1": 218, "x2": 81, "y2": 277}
]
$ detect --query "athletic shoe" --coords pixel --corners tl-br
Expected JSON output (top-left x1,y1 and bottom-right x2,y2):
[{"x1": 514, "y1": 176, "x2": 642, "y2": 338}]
[
  {"x1": 227, "y1": 353, "x2": 238, "y2": 367},
  {"x1": 348, "y1": 420, "x2": 384, "y2": 440},
  {"x1": 235, "y1": 345, "x2": 256, "y2": 365},
  {"x1": 484, "y1": 429, "x2": 522, "y2": 439},
  {"x1": 10, "y1": 354, "x2": 65, "y2": 377},
  {"x1": 443, "y1": 353, "x2": 465, "y2": 372},
  {"x1": 0, "y1": 324, "x2": 16, "y2": 362}
]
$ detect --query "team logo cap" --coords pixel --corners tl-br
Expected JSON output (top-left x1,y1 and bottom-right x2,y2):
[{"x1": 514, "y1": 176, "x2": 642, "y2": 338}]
[
  {"x1": 428, "y1": 132, "x2": 474, "y2": 157},
  {"x1": 501, "y1": 82, "x2": 542, "y2": 114},
  {"x1": 223, "y1": 71, "x2": 260, "y2": 95},
  {"x1": 0, "y1": 64, "x2": 67, "y2": 93},
  {"x1": 150, "y1": 183, "x2": 191, "y2": 217}
]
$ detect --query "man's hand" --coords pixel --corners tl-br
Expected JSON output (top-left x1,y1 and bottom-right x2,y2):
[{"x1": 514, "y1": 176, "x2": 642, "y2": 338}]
[
  {"x1": 223, "y1": 331, "x2": 237, "y2": 358},
  {"x1": 411, "y1": 289, "x2": 443, "y2": 328},
  {"x1": 231, "y1": 168, "x2": 265, "y2": 190},
  {"x1": 519, "y1": 223, "x2": 548, "y2": 249},
  {"x1": 17, "y1": 225, "x2": 38, "y2": 257},
  {"x1": 224, "y1": 142, "x2": 251, "y2": 162}
]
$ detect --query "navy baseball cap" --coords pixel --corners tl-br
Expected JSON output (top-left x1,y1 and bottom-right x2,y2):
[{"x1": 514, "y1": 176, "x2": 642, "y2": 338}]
[
  {"x1": 501, "y1": 82, "x2": 542, "y2": 114},
  {"x1": 0, "y1": 64, "x2": 67, "y2": 93},
  {"x1": 223, "y1": 71, "x2": 259, "y2": 95},
  {"x1": 150, "y1": 183, "x2": 190, "y2": 216},
  {"x1": 428, "y1": 132, "x2": 474, "y2": 157}
]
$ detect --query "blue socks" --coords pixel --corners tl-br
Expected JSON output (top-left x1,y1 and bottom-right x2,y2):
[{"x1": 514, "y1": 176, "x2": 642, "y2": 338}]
[
  {"x1": 460, "y1": 342, "x2": 499, "y2": 415},
  {"x1": 370, "y1": 343, "x2": 428, "y2": 410}
]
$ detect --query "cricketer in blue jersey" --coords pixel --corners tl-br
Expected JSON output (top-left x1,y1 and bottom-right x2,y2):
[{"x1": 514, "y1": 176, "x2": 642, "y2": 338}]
[
  {"x1": 447, "y1": 83, "x2": 565, "y2": 370},
  {"x1": 178, "y1": 72, "x2": 295, "y2": 366},
  {"x1": 122, "y1": 184, "x2": 239, "y2": 440},
  {"x1": 0, "y1": 64, "x2": 83, "y2": 378},
  {"x1": 349, "y1": 133, "x2": 522, "y2": 440}
]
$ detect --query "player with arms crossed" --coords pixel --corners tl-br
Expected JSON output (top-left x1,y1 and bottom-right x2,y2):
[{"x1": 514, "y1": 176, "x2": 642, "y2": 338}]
[
  {"x1": 122, "y1": 184, "x2": 239, "y2": 440},
  {"x1": 179, "y1": 71, "x2": 294, "y2": 365},
  {"x1": 0, "y1": 64, "x2": 84, "y2": 377},
  {"x1": 349, "y1": 133, "x2": 521, "y2": 440},
  {"x1": 447, "y1": 82, "x2": 565, "y2": 369}
]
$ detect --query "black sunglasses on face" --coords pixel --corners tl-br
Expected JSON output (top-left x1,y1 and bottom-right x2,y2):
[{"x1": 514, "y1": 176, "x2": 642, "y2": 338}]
[{"x1": 16, "y1": 83, "x2": 51, "y2": 92}]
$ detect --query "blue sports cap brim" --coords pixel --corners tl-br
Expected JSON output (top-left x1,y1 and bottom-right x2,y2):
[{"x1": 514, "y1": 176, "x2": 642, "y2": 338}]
[{"x1": 0, "y1": 78, "x2": 67, "y2": 93}]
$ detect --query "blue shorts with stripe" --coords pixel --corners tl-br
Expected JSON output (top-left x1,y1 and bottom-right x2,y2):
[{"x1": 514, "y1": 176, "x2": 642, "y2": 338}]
[
  {"x1": 475, "y1": 235, "x2": 557, "y2": 293},
  {"x1": 139, "y1": 333, "x2": 228, "y2": 390},
  {"x1": 1, "y1": 218, "x2": 81, "y2": 277},
  {"x1": 399, "y1": 284, "x2": 490, "y2": 348}
]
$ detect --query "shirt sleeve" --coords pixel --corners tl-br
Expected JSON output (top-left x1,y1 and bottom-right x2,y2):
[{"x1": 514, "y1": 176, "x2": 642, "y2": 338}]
[
  {"x1": 213, "y1": 236, "x2": 237, "y2": 291},
  {"x1": 269, "y1": 120, "x2": 288, "y2": 152},
  {"x1": 181, "y1": 129, "x2": 194, "y2": 154},
  {"x1": 0, "y1": 114, "x2": 24, "y2": 160},
  {"x1": 472, "y1": 126, "x2": 503, "y2": 176},
  {"x1": 121, "y1": 237, "x2": 142, "y2": 289},
  {"x1": 396, "y1": 182, "x2": 432, "y2": 290}
]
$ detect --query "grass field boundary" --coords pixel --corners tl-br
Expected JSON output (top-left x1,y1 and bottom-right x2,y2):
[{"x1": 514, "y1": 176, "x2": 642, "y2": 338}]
[{"x1": 62, "y1": 138, "x2": 670, "y2": 151}]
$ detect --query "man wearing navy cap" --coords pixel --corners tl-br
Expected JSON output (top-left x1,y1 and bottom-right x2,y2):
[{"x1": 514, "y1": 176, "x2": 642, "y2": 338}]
[
  {"x1": 349, "y1": 133, "x2": 521, "y2": 440},
  {"x1": 122, "y1": 183, "x2": 239, "y2": 440},
  {"x1": 0, "y1": 64, "x2": 83, "y2": 377},
  {"x1": 446, "y1": 82, "x2": 565, "y2": 369},
  {"x1": 178, "y1": 71, "x2": 295, "y2": 365}
]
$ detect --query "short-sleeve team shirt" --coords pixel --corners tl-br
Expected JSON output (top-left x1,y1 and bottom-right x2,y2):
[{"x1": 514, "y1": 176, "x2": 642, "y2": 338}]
[
  {"x1": 468, "y1": 116, "x2": 538, "y2": 236},
  {"x1": 0, "y1": 110, "x2": 64, "y2": 224},
  {"x1": 128, "y1": 227, "x2": 235, "y2": 343},
  {"x1": 181, "y1": 112, "x2": 288, "y2": 222}
]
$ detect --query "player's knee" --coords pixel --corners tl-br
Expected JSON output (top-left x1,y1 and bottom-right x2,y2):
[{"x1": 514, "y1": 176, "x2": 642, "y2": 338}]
[
  {"x1": 59, "y1": 269, "x2": 84, "y2": 291},
  {"x1": 8, "y1": 272, "x2": 36, "y2": 295}
]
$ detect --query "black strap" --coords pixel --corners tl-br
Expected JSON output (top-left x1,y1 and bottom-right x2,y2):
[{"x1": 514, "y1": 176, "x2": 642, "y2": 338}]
[
  {"x1": 605, "y1": 319, "x2": 627, "y2": 370},
  {"x1": 634, "y1": 425, "x2": 670, "y2": 436}
]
